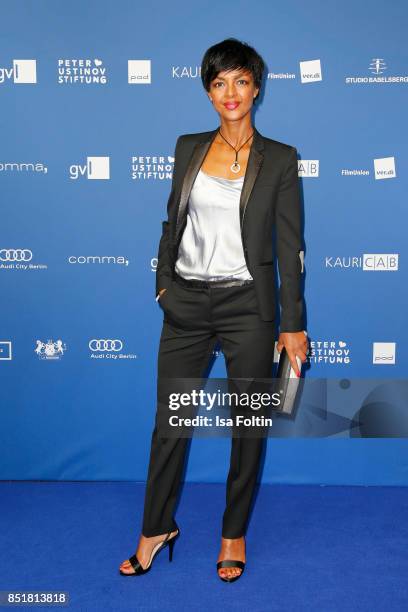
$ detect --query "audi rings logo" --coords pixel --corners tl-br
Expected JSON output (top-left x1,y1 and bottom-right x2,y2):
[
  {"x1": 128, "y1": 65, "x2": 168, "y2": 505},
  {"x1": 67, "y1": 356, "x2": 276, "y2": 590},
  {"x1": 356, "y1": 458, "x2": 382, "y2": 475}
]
[
  {"x1": 89, "y1": 339, "x2": 123, "y2": 352},
  {"x1": 0, "y1": 249, "x2": 33, "y2": 262}
]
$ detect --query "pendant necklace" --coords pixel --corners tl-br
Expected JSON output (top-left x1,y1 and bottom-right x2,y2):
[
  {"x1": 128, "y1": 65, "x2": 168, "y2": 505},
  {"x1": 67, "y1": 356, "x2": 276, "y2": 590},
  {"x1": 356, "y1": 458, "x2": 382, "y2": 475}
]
[{"x1": 217, "y1": 128, "x2": 254, "y2": 174}]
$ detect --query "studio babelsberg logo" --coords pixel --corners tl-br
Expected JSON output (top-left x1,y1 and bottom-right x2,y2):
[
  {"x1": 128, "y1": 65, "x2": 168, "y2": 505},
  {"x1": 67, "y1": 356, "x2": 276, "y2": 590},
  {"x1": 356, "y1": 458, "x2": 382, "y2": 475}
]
[
  {"x1": 345, "y1": 58, "x2": 408, "y2": 84},
  {"x1": 0, "y1": 249, "x2": 47, "y2": 270},
  {"x1": 0, "y1": 59, "x2": 37, "y2": 84},
  {"x1": 57, "y1": 59, "x2": 108, "y2": 84},
  {"x1": 88, "y1": 338, "x2": 137, "y2": 360}
]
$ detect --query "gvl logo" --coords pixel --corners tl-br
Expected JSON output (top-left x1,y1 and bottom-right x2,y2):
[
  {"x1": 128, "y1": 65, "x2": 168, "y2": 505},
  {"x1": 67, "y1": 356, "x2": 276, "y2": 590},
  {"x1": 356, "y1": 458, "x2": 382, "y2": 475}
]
[
  {"x1": 0, "y1": 341, "x2": 12, "y2": 360},
  {"x1": 0, "y1": 59, "x2": 37, "y2": 84},
  {"x1": 298, "y1": 160, "x2": 319, "y2": 177},
  {"x1": 373, "y1": 342, "x2": 396, "y2": 364},
  {"x1": 374, "y1": 157, "x2": 396, "y2": 180},
  {"x1": 70, "y1": 157, "x2": 110, "y2": 179},
  {"x1": 128, "y1": 60, "x2": 151, "y2": 84},
  {"x1": 299, "y1": 59, "x2": 322, "y2": 84}
]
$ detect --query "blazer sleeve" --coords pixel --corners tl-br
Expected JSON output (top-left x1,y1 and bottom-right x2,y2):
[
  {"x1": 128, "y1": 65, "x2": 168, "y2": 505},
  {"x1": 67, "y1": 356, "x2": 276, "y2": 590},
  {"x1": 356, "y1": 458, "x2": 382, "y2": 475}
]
[
  {"x1": 155, "y1": 135, "x2": 182, "y2": 297},
  {"x1": 275, "y1": 146, "x2": 305, "y2": 332}
]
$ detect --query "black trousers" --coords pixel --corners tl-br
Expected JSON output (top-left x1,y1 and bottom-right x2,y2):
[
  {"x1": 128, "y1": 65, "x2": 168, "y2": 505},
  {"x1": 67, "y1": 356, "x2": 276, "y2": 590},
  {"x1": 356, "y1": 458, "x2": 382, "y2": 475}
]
[{"x1": 141, "y1": 274, "x2": 276, "y2": 539}]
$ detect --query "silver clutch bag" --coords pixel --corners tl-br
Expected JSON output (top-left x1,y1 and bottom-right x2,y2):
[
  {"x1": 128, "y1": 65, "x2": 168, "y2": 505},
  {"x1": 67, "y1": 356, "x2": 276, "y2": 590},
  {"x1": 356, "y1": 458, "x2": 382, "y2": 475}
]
[{"x1": 274, "y1": 347, "x2": 302, "y2": 415}]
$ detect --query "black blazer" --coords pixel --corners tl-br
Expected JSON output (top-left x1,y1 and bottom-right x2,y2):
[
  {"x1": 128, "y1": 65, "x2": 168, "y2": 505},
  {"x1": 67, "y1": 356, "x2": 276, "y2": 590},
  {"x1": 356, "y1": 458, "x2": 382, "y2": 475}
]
[{"x1": 156, "y1": 126, "x2": 305, "y2": 332}]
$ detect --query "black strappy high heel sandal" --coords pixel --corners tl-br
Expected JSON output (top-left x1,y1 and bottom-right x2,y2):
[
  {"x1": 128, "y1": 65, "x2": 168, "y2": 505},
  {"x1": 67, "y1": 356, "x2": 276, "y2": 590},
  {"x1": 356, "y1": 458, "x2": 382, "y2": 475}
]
[
  {"x1": 119, "y1": 528, "x2": 180, "y2": 576},
  {"x1": 216, "y1": 559, "x2": 246, "y2": 582}
]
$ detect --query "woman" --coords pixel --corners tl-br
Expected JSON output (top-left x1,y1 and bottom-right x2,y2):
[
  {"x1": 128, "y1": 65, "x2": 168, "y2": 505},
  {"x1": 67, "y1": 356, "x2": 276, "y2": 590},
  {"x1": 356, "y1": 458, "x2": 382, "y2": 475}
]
[{"x1": 119, "y1": 37, "x2": 308, "y2": 582}]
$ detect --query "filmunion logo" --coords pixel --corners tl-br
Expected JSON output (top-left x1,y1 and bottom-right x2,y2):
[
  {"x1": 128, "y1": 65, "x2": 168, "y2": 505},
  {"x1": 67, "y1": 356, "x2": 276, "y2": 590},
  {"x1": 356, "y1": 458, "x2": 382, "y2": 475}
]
[
  {"x1": 131, "y1": 154, "x2": 175, "y2": 180},
  {"x1": 298, "y1": 160, "x2": 319, "y2": 178},
  {"x1": 0, "y1": 161, "x2": 48, "y2": 174},
  {"x1": 341, "y1": 156, "x2": 396, "y2": 178},
  {"x1": 0, "y1": 341, "x2": 12, "y2": 360},
  {"x1": 128, "y1": 60, "x2": 151, "y2": 84},
  {"x1": 88, "y1": 338, "x2": 137, "y2": 360},
  {"x1": 151, "y1": 257, "x2": 158, "y2": 272},
  {"x1": 69, "y1": 157, "x2": 110, "y2": 180},
  {"x1": 325, "y1": 254, "x2": 399, "y2": 271},
  {"x1": 268, "y1": 70, "x2": 296, "y2": 80},
  {"x1": 373, "y1": 342, "x2": 396, "y2": 364},
  {"x1": 299, "y1": 59, "x2": 322, "y2": 84},
  {"x1": 374, "y1": 157, "x2": 396, "y2": 179},
  {"x1": 68, "y1": 255, "x2": 129, "y2": 266},
  {"x1": 0, "y1": 59, "x2": 37, "y2": 84},
  {"x1": 57, "y1": 59, "x2": 107, "y2": 84},
  {"x1": 308, "y1": 339, "x2": 351, "y2": 365},
  {"x1": 0, "y1": 248, "x2": 47, "y2": 270},
  {"x1": 34, "y1": 339, "x2": 67, "y2": 360},
  {"x1": 345, "y1": 58, "x2": 408, "y2": 84}
]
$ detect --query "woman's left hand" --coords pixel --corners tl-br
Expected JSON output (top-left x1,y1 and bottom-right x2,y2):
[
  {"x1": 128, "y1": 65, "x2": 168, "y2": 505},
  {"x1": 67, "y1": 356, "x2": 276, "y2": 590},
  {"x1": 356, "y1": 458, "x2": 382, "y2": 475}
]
[{"x1": 276, "y1": 331, "x2": 309, "y2": 377}]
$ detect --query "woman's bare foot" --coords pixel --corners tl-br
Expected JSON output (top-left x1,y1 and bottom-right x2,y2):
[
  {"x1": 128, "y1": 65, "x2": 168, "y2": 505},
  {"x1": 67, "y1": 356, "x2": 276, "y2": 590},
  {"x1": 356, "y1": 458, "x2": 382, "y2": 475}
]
[
  {"x1": 217, "y1": 535, "x2": 246, "y2": 580},
  {"x1": 119, "y1": 530, "x2": 179, "y2": 574}
]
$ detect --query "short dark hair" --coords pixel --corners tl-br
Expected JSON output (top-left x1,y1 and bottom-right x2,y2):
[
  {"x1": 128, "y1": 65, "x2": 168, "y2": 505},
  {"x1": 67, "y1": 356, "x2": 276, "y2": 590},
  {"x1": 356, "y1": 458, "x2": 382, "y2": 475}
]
[{"x1": 201, "y1": 37, "x2": 265, "y2": 102}]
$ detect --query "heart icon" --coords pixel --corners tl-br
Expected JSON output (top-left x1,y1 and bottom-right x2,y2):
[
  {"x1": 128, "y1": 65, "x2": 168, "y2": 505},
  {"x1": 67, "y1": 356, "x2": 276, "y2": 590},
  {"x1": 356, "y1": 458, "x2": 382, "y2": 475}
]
[
  {"x1": 94, "y1": 59, "x2": 103, "y2": 66},
  {"x1": 339, "y1": 341, "x2": 347, "y2": 347}
]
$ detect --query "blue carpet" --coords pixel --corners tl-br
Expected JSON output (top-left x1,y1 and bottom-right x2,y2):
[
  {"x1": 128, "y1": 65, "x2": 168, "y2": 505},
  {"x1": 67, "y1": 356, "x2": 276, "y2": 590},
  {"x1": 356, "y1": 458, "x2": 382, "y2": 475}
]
[{"x1": 1, "y1": 482, "x2": 407, "y2": 611}]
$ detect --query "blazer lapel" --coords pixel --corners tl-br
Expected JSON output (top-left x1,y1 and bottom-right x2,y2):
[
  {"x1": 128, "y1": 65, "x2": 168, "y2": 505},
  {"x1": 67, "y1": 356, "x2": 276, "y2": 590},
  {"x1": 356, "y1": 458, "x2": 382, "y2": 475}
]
[{"x1": 174, "y1": 126, "x2": 265, "y2": 247}]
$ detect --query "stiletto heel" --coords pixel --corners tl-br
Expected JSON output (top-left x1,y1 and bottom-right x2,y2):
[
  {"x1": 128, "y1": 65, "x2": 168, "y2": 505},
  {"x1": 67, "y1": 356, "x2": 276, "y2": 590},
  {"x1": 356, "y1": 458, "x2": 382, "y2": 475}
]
[
  {"x1": 120, "y1": 528, "x2": 180, "y2": 576},
  {"x1": 168, "y1": 536, "x2": 175, "y2": 562}
]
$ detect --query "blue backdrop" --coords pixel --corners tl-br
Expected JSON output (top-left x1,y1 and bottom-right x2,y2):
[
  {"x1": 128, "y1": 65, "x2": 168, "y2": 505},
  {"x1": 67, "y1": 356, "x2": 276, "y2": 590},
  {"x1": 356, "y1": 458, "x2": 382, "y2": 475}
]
[{"x1": 1, "y1": 0, "x2": 407, "y2": 484}]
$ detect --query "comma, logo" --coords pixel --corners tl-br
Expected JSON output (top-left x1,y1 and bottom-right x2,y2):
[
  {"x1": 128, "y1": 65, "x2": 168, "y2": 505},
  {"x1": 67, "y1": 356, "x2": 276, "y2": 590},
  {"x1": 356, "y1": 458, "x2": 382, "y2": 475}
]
[
  {"x1": 0, "y1": 161, "x2": 48, "y2": 173},
  {"x1": 68, "y1": 255, "x2": 129, "y2": 266}
]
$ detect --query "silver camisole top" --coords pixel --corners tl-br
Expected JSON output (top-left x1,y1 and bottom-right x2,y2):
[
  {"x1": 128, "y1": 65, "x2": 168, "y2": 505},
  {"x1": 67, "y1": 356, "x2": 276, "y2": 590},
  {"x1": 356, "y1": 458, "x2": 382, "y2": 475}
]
[{"x1": 174, "y1": 169, "x2": 253, "y2": 281}]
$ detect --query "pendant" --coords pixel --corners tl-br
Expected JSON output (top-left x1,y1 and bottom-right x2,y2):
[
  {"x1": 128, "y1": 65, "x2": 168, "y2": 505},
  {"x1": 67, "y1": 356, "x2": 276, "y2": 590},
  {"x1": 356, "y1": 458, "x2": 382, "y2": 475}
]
[{"x1": 231, "y1": 161, "x2": 240, "y2": 173}]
